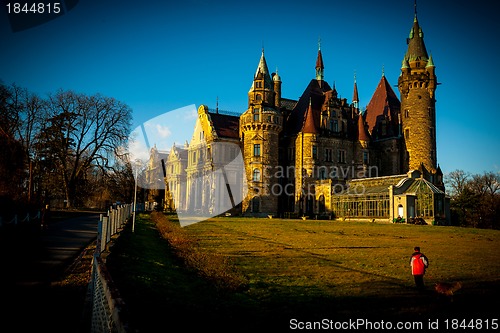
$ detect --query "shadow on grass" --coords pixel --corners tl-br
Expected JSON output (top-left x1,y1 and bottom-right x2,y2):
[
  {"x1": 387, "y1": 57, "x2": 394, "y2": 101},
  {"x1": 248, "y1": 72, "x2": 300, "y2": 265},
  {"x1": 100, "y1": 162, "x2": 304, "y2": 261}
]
[{"x1": 105, "y1": 214, "x2": 500, "y2": 332}]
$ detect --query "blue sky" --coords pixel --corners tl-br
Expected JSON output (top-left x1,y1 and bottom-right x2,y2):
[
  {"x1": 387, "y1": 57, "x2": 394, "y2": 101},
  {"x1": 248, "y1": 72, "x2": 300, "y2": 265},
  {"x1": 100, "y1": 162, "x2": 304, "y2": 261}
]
[{"x1": 1, "y1": 0, "x2": 499, "y2": 176}]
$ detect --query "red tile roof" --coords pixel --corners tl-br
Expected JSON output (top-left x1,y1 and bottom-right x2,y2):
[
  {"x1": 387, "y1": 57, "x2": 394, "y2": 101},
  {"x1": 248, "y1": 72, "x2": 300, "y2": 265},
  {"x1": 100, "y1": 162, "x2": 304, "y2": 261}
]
[
  {"x1": 301, "y1": 100, "x2": 319, "y2": 134},
  {"x1": 364, "y1": 75, "x2": 400, "y2": 139},
  {"x1": 209, "y1": 113, "x2": 240, "y2": 139},
  {"x1": 357, "y1": 113, "x2": 370, "y2": 141}
]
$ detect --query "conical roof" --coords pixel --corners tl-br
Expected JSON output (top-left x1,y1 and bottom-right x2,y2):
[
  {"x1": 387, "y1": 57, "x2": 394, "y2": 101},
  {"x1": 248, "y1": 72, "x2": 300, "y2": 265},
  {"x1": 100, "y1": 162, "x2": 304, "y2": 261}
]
[
  {"x1": 301, "y1": 99, "x2": 319, "y2": 134},
  {"x1": 405, "y1": 16, "x2": 429, "y2": 61},
  {"x1": 357, "y1": 113, "x2": 370, "y2": 142}
]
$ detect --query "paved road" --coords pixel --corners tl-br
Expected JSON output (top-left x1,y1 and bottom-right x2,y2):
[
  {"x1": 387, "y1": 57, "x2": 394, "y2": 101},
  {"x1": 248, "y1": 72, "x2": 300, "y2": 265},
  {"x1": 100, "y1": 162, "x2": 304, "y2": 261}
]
[{"x1": 0, "y1": 212, "x2": 101, "y2": 333}]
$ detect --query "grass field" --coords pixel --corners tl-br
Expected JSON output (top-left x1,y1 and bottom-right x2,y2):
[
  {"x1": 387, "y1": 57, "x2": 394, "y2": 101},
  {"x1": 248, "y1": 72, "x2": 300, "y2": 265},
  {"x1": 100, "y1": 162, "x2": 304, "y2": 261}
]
[{"x1": 107, "y1": 213, "x2": 500, "y2": 332}]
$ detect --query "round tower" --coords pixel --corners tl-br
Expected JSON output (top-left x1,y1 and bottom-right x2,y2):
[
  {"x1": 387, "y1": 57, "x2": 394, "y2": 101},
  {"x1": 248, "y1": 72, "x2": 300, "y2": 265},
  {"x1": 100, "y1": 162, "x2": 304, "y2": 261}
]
[
  {"x1": 398, "y1": 13, "x2": 438, "y2": 173},
  {"x1": 240, "y1": 50, "x2": 282, "y2": 216}
]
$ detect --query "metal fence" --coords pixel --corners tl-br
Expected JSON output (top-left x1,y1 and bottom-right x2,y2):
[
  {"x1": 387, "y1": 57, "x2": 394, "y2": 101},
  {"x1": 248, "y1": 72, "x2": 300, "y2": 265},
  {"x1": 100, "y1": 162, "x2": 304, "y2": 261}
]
[
  {"x1": 85, "y1": 204, "x2": 135, "y2": 333},
  {"x1": 0, "y1": 211, "x2": 40, "y2": 228}
]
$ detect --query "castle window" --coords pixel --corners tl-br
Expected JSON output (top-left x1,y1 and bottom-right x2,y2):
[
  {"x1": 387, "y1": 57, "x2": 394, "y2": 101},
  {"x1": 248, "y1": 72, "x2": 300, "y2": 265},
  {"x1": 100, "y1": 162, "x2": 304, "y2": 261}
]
[
  {"x1": 324, "y1": 148, "x2": 333, "y2": 162},
  {"x1": 256, "y1": 94, "x2": 262, "y2": 101},
  {"x1": 255, "y1": 81, "x2": 262, "y2": 88},
  {"x1": 253, "y1": 144, "x2": 261, "y2": 157},
  {"x1": 253, "y1": 108, "x2": 260, "y2": 121},
  {"x1": 363, "y1": 151, "x2": 369, "y2": 165},
  {"x1": 338, "y1": 149, "x2": 346, "y2": 164},
  {"x1": 405, "y1": 128, "x2": 410, "y2": 139},
  {"x1": 267, "y1": 115, "x2": 272, "y2": 122},
  {"x1": 312, "y1": 145, "x2": 318, "y2": 159},
  {"x1": 253, "y1": 168, "x2": 261, "y2": 182},
  {"x1": 318, "y1": 195, "x2": 325, "y2": 213},
  {"x1": 405, "y1": 109, "x2": 409, "y2": 118}
]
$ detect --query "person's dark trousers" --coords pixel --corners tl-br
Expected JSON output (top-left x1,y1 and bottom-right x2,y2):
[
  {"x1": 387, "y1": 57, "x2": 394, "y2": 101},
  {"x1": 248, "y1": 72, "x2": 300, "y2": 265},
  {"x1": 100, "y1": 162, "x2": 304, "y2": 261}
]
[{"x1": 414, "y1": 275, "x2": 425, "y2": 289}]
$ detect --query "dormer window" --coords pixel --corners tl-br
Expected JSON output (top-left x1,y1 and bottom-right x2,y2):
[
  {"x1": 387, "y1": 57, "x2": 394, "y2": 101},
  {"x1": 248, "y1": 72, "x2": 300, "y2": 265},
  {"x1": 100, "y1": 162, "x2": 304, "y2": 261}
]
[{"x1": 255, "y1": 81, "x2": 262, "y2": 89}]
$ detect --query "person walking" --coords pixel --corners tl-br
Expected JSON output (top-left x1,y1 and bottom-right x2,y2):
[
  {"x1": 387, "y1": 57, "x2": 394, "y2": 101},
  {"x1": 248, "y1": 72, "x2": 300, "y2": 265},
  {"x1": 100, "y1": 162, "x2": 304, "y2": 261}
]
[{"x1": 410, "y1": 246, "x2": 429, "y2": 290}]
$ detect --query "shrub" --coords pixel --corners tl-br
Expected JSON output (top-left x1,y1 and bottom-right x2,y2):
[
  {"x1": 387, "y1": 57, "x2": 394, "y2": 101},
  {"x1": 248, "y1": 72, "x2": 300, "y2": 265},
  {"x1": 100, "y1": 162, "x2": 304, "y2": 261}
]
[{"x1": 151, "y1": 211, "x2": 248, "y2": 292}]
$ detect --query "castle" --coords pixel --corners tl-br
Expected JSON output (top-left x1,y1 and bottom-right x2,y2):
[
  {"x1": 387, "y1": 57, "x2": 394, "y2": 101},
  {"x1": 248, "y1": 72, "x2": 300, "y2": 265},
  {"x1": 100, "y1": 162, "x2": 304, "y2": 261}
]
[{"x1": 149, "y1": 7, "x2": 449, "y2": 224}]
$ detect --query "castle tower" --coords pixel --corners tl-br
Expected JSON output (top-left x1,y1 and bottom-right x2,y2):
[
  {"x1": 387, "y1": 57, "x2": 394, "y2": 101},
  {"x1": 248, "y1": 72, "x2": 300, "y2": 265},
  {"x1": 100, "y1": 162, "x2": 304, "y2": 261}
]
[
  {"x1": 240, "y1": 50, "x2": 282, "y2": 216},
  {"x1": 398, "y1": 7, "x2": 438, "y2": 173},
  {"x1": 296, "y1": 99, "x2": 319, "y2": 215}
]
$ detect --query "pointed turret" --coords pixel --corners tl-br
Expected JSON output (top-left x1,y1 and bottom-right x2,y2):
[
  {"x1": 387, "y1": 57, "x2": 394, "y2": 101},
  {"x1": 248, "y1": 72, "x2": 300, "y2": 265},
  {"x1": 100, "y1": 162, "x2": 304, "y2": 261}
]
[
  {"x1": 352, "y1": 73, "x2": 359, "y2": 111},
  {"x1": 302, "y1": 99, "x2": 319, "y2": 134},
  {"x1": 405, "y1": 13, "x2": 428, "y2": 63},
  {"x1": 248, "y1": 49, "x2": 276, "y2": 107},
  {"x1": 357, "y1": 113, "x2": 370, "y2": 143},
  {"x1": 315, "y1": 41, "x2": 324, "y2": 82},
  {"x1": 252, "y1": 49, "x2": 273, "y2": 90}
]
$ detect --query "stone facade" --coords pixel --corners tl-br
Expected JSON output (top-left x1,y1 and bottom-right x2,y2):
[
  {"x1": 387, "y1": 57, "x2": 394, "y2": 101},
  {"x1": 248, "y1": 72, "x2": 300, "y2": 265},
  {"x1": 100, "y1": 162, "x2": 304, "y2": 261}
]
[
  {"x1": 398, "y1": 16, "x2": 438, "y2": 174},
  {"x1": 156, "y1": 9, "x2": 447, "y2": 223}
]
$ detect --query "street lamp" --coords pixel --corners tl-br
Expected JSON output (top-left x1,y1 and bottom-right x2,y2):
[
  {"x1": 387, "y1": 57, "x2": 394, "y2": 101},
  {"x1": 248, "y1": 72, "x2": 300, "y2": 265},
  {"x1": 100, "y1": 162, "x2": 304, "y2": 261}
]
[{"x1": 132, "y1": 159, "x2": 141, "y2": 233}]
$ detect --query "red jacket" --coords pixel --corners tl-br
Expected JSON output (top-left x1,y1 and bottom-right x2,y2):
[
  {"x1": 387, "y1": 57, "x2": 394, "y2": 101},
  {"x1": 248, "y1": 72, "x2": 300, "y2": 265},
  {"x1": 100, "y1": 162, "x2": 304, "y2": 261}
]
[{"x1": 410, "y1": 252, "x2": 429, "y2": 275}]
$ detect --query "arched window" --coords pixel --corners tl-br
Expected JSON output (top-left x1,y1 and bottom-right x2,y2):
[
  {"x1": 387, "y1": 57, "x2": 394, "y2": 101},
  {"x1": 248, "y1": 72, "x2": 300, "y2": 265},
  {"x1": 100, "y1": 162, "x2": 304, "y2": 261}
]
[
  {"x1": 318, "y1": 195, "x2": 325, "y2": 213},
  {"x1": 253, "y1": 168, "x2": 261, "y2": 182},
  {"x1": 256, "y1": 94, "x2": 262, "y2": 101}
]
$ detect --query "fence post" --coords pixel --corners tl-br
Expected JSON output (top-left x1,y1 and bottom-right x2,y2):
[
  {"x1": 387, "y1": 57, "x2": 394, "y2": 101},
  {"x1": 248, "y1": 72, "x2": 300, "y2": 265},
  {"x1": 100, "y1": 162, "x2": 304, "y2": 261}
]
[
  {"x1": 106, "y1": 210, "x2": 112, "y2": 245},
  {"x1": 96, "y1": 214, "x2": 103, "y2": 257},
  {"x1": 101, "y1": 216, "x2": 108, "y2": 253},
  {"x1": 118, "y1": 206, "x2": 123, "y2": 230}
]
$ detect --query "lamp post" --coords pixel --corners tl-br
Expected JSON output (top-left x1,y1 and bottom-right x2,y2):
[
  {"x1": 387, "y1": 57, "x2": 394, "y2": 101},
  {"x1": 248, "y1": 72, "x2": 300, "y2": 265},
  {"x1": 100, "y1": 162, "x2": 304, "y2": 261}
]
[{"x1": 132, "y1": 159, "x2": 140, "y2": 233}]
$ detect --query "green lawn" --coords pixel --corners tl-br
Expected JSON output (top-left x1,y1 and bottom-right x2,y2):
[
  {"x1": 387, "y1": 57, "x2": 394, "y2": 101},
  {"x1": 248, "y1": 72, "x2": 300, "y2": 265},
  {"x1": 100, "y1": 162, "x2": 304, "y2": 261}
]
[{"x1": 106, "y1": 214, "x2": 500, "y2": 332}]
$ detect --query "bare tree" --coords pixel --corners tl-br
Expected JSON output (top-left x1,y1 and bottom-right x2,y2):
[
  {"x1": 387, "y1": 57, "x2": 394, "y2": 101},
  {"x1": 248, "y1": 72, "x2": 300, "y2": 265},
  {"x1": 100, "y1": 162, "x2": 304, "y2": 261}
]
[
  {"x1": 0, "y1": 83, "x2": 27, "y2": 200},
  {"x1": 38, "y1": 90, "x2": 132, "y2": 208},
  {"x1": 445, "y1": 169, "x2": 470, "y2": 197}
]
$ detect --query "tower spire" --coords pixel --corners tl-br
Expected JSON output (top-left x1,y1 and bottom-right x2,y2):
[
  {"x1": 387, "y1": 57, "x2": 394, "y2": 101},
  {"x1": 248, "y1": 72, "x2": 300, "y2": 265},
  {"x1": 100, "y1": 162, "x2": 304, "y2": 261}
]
[
  {"x1": 352, "y1": 71, "x2": 359, "y2": 111},
  {"x1": 315, "y1": 39, "x2": 324, "y2": 82}
]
